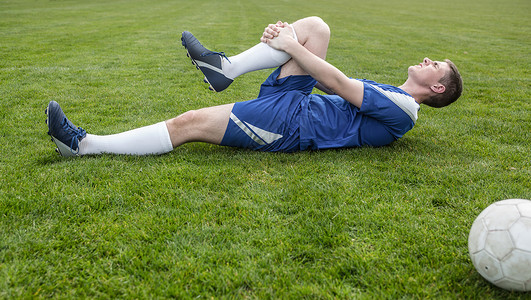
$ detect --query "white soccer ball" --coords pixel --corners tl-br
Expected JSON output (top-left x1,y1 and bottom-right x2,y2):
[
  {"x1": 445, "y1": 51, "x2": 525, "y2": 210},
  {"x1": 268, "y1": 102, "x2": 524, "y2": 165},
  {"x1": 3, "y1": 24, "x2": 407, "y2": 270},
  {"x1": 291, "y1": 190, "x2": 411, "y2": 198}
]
[{"x1": 468, "y1": 199, "x2": 531, "y2": 291}]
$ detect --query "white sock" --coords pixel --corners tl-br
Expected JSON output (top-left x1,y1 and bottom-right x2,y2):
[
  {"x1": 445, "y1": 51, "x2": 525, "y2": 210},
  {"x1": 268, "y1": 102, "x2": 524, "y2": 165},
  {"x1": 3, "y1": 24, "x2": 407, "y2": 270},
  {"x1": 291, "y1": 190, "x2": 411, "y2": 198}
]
[
  {"x1": 222, "y1": 26, "x2": 298, "y2": 79},
  {"x1": 78, "y1": 121, "x2": 174, "y2": 156}
]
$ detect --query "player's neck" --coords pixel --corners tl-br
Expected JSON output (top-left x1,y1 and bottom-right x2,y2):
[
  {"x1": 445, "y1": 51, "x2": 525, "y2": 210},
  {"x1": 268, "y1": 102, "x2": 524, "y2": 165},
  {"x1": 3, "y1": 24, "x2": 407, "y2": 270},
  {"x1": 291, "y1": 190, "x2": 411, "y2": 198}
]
[{"x1": 399, "y1": 81, "x2": 427, "y2": 105}]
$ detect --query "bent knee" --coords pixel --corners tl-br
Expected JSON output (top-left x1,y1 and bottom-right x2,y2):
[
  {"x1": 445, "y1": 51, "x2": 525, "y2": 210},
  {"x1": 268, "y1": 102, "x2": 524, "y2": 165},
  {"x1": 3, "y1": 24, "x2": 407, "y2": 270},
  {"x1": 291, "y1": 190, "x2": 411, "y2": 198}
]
[
  {"x1": 294, "y1": 16, "x2": 330, "y2": 42},
  {"x1": 308, "y1": 16, "x2": 329, "y2": 29},
  {"x1": 304, "y1": 16, "x2": 330, "y2": 36}
]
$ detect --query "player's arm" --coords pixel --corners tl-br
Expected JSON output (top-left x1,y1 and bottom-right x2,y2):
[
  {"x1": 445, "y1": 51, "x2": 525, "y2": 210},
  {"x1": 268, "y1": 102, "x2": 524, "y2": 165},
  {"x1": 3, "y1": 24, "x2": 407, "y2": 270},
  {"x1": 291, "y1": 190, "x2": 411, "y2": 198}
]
[
  {"x1": 314, "y1": 82, "x2": 335, "y2": 95},
  {"x1": 265, "y1": 24, "x2": 364, "y2": 108}
]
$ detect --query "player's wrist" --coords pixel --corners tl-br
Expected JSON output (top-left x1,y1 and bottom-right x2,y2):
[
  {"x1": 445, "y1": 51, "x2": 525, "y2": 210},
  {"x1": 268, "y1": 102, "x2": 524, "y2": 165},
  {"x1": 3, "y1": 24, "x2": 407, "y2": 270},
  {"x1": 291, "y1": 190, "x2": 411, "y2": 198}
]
[{"x1": 282, "y1": 37, "x2": 302, "y2": 54}]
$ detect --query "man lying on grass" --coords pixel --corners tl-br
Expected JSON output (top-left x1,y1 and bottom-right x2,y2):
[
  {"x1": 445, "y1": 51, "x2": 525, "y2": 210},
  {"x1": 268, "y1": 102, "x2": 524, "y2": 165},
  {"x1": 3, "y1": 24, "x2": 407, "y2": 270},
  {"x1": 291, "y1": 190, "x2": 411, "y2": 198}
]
[{"x1": 45, "y1": 17, "x2": 462, "y2": 156}]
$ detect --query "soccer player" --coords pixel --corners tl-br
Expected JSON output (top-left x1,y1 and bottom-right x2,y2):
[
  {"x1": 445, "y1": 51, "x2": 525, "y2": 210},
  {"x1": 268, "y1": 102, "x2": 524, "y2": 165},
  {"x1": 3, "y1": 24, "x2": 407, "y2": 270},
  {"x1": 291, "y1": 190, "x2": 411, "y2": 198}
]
[{"x1": 45, "y1": 17, "x2": 462, "y2": 157}]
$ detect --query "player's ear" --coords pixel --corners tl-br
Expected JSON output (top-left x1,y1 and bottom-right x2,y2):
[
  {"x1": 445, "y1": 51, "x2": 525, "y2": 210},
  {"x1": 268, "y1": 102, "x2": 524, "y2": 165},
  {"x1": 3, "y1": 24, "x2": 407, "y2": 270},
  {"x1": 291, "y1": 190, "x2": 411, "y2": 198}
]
[{"x1": 430, "y1": 83, "x2": 446, "y2": 94}]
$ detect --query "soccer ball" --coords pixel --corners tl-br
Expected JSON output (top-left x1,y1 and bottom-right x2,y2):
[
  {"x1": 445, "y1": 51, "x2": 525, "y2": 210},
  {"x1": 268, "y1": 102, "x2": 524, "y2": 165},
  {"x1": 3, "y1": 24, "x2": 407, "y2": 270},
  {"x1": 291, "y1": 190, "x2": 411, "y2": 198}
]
[{"x1": 468, "y1": 199, "x2": 531, "y2": 291}]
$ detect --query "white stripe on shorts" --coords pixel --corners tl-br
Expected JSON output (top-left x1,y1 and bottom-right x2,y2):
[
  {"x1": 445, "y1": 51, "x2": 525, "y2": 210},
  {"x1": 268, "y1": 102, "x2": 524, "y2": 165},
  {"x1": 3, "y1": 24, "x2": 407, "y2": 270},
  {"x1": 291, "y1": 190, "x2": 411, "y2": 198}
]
[{"x1": 230, "y1": 113, "x2": 283, "y2": 145}]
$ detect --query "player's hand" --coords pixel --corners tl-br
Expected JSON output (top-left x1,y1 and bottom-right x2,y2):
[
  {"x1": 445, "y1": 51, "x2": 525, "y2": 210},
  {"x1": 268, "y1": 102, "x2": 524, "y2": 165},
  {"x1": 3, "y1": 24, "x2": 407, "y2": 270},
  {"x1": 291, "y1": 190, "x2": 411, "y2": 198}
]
[
  {"x1": 264, "y1": 22, "x2": 294, "y2": 51},
  {"x1": 260, "y1": 21, "x2": 284, "y2": 43}
]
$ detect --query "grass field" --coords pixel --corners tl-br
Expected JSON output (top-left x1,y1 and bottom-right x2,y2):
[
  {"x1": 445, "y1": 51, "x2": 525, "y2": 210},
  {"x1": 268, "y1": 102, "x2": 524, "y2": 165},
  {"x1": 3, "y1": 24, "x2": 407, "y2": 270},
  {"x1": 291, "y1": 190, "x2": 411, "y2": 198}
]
[{"x1": 1, "y1": 0, "x2": 530, "y2": 298}]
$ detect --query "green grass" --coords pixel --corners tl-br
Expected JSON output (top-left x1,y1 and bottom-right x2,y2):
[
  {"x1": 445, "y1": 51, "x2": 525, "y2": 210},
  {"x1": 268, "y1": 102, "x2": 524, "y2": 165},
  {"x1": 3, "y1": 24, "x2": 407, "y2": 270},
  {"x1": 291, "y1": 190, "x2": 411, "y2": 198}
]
[{"x1": 1, "y1": 0, "x2": 530, "y2": 298}]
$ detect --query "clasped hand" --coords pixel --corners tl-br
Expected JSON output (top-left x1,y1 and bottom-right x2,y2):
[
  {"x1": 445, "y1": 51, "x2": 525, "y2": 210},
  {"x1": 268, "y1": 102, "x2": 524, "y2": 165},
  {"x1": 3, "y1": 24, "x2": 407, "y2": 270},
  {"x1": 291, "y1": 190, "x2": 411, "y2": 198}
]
[{"x1": 260, "y1": 21, "x2": 294, "y2": 51}]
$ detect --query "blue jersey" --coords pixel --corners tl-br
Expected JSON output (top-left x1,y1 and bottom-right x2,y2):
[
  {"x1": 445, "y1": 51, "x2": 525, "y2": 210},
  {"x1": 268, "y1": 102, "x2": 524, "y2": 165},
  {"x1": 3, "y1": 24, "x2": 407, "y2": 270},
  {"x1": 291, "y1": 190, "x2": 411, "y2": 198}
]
[
  {"x1": 220, "y1": 68, "x2": 419, "y2": 152},
  {"x1": 300, "y1": 79, "x2": 419, "y2": 150}
]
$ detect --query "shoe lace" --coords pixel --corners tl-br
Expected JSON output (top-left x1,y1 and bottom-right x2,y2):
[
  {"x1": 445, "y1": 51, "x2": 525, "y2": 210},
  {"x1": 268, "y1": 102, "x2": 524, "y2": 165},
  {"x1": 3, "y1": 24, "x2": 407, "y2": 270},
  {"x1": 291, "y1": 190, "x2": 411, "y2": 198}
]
[
  {"x1": 201, "y1": 51, "x2": 231, "y2": 63},
  {"x1": 61, "y1": 117, "x2": 86, "y2": 155}
]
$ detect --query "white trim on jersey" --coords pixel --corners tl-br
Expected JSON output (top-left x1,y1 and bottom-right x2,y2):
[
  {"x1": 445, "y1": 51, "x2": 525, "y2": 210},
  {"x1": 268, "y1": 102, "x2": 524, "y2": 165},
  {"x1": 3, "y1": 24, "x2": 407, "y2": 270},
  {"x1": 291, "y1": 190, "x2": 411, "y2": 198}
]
[
  {"x1": 370, "y1": 84, "x2": 419, "y2": 122},
  {"x1": 230, "y1": 113, "x2": 283, "y2": 145}
]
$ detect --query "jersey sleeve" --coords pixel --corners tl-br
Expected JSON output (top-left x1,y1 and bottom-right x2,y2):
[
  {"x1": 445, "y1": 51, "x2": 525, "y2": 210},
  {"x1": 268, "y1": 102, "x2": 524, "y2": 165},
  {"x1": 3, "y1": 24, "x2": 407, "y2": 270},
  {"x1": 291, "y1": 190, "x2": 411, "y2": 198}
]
[{"x1": 358, "y1": 80, "x2": 418, "y2": 138}]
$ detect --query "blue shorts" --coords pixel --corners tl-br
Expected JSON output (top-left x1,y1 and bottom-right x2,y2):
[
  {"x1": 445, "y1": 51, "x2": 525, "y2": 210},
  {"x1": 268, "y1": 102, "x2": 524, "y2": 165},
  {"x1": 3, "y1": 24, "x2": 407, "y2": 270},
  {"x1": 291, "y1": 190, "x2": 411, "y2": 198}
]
[{"x1": 220, "y1": 68, "x2": 317, "y2": 152}]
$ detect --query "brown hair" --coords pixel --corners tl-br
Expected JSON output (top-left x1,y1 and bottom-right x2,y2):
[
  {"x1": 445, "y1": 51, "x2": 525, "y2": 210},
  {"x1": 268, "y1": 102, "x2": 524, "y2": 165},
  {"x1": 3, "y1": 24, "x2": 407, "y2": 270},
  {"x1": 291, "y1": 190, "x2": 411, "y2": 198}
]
[{"x1": 423, "y1": 59, "x2": 463, "y2": 108}]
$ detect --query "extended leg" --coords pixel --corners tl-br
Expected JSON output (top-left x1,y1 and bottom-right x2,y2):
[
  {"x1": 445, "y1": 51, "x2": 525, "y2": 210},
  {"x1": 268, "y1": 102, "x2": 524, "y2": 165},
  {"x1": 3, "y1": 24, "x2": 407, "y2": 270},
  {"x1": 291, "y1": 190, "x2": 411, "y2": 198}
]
[{"x1": 46, "y1": 101, "x2": 233, "y2": 156}]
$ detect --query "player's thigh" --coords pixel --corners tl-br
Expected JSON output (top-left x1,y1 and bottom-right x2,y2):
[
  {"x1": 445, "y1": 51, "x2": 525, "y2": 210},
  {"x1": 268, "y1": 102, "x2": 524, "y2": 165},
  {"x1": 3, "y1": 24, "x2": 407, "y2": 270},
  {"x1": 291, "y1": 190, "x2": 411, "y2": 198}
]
[{"x1": 190, "y1": 103, "x2": 234, "y2": 144}]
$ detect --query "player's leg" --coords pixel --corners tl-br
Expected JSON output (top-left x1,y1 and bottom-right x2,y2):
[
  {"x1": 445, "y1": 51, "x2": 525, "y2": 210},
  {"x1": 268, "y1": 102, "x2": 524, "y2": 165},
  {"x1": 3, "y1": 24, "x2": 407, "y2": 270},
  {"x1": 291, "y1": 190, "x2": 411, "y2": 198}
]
[
  {"x1": 45, "y1": 101, "x2": 232, "y2": 156},
  {"x1": 164, "y1": 103, "x2": 233, "y2": 147},
  {"x1": 277, "y1": 16, "x2": 330, "y2": 79},
  {"x1": 181, "y1": 16, "x2": 330, "y2": 91},
  {"x1": 181, "y1": 31, "x2": 292, "y2": 92}
]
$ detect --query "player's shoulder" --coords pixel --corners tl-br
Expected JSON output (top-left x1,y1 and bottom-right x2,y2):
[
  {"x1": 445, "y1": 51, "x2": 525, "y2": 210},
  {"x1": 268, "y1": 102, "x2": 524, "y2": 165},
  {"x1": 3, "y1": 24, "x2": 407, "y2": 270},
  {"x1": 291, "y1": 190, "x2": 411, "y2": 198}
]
[{"x1": 358, "y1": 79, "x2": 419, "y2": 122}]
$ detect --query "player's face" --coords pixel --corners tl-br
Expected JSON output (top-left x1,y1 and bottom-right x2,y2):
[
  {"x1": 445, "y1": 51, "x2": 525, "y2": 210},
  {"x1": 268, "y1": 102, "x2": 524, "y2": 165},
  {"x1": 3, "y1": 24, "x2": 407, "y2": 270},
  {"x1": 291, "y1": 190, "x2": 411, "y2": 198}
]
[{"x1": 408, "y1": 57, "x2": 449, "y2": 86}]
